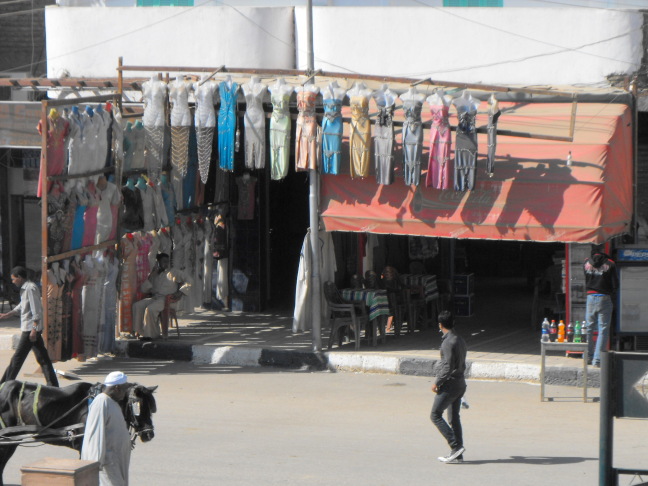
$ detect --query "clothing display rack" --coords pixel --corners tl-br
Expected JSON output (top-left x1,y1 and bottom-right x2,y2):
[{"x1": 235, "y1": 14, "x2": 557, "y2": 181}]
[
  {"x1": 116, "y1": 58, "x2": 579, "y2": 143},
  {"x1": 39, "y1": 93, "x2": 122, "y2": 337}
]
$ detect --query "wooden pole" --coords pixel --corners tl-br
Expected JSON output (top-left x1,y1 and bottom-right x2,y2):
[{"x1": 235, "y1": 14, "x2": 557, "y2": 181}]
[{"x1": 117, "y1": 56, "x2": 123, "y2": 111}]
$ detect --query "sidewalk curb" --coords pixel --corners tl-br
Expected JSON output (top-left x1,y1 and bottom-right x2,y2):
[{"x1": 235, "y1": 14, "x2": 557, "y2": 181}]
[{"x1": 115, "y1": 340, "x2": 600, "y2": 387}]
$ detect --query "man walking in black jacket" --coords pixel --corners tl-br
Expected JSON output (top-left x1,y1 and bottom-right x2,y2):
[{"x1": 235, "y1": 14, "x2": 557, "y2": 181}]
[
  {"x1": 431, "y1": 310, "x2": 467, "y2": 464},
  {"x1": 583, "y1": 248, "x2": 618, "y2": 368}
]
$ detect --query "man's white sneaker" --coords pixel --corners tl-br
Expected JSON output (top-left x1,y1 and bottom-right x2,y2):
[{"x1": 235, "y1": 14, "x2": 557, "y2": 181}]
[{"x1": 438, "y1": 446, "x2": 465, "y2": 463}]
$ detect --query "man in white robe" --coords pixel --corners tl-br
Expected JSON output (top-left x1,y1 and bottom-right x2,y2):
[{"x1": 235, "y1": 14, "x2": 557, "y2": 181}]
[
  {"x1": 132, "y1": 253, "x2": 191, "y2": 339},
  {"x1": 82, "y1": 371, "x2": 131, "y2": 486}
]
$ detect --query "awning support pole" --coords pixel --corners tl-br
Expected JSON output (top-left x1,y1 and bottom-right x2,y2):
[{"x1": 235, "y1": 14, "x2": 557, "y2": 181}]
[{"x1": 306, "y1": 0, "x2": 322, "y2": 353}]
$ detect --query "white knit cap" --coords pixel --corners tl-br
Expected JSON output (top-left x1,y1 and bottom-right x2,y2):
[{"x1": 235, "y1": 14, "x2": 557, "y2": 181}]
[{"x1": 104, "y1": 371, "x2": 128, "y2": 386}]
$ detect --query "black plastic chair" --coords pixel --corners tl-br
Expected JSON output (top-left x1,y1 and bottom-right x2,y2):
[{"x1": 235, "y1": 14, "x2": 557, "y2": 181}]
[
  {"x1": 323, "y1": 281, "x2": 368, "y2": 350},
  {"x1": 382, "y1": 266, "x2": 413, "y2": 336}
]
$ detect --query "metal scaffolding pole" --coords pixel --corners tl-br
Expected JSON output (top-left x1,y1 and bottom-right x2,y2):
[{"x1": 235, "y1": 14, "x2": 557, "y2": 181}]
[{"x1": 306, "y1": 0, "x2": 322, "y2": 352}]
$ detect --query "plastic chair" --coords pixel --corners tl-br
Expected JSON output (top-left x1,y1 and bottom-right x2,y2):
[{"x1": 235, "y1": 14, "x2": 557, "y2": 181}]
[
  {"x1": 323, "y1": 281, "x2": 368, "y2": 350},
  {"x1": 382, "y1": 266, "x2": 413, "y2": 336},
  {"x1": 159, "y1": 294, "x2": 181, "y2": 339}
]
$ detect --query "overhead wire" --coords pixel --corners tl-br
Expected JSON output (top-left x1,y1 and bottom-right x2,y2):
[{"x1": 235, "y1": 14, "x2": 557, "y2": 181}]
[{"x1": 411, "y1": 0, "x2": 641, "y2": 66}]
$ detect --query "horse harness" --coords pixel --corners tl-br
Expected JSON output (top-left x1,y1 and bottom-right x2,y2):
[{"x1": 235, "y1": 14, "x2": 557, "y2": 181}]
[{"x1": 0, "y1": 383, "x2": 101, "y2": 447}]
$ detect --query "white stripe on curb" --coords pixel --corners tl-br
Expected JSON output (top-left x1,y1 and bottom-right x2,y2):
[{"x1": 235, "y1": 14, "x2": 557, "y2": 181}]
[{"x1": 192, "y1": 345, "x2": 262, "y2": 367}]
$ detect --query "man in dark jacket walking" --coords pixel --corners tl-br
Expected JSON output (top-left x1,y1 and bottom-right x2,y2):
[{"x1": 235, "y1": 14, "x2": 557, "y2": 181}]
[
  {"x1": 583, "y1": 248, "x2": 618, "y2": 367},
  {"x1": 431, "y1": 310, "x2": 467, "y2": 464}
]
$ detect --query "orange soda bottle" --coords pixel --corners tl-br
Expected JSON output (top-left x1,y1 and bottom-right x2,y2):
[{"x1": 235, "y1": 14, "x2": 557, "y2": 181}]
[{"x1": 557, "y1": 320, "x2": 566, "y2": 343}]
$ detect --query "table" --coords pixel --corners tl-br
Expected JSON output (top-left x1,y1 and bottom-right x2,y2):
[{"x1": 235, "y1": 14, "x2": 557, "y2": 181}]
[
  {"x1": 540, "y1": 341, "x2": 589, "y2": 402},
  {"x1": 341, "y1": 288, "x2": 390, "y2": 346}
]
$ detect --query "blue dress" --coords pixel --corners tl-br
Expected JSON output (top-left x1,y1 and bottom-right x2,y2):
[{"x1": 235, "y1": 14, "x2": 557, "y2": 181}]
[
  {"x1": 183, "y1": 127, "x2": 198, "y2": 208},
  {"x1": 218, "y1": 81, "x2": 239, "y2": 171},
  {"x1": 321, "y1": 98, "x2": 343, "y2": 174}
]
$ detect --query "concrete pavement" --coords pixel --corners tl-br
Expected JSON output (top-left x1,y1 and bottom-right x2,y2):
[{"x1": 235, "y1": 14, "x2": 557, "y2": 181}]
[{"x1": 0, "y1": 304, "x2": 599, "y2": 390}]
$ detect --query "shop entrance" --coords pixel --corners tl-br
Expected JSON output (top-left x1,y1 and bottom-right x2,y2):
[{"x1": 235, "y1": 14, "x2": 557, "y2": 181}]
[{"x1": 266, "y1": 169, "x2": 309, "y2": 311}]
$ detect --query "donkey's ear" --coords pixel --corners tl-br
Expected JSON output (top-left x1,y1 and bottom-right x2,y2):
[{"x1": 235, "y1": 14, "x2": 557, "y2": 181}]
[{"x1": 147, "y1": 385, "x2": 158, "y2": 393}]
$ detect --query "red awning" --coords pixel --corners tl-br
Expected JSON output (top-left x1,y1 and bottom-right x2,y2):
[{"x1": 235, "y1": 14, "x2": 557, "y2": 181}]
[{"x1": 321, "y1": 102, "x2": 633, "y2": 244}]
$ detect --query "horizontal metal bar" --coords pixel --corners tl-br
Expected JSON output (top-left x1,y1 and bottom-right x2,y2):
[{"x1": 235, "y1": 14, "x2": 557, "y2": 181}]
[
  {"x1": 45, "y1": 240, "x2": 117, "y2": 263},
  {"x1": 47, "y1": 166, "x2": 115, "y2": 182},
  {"x1": 43, "y1": 94, "x2": 118, "y2": 108}
]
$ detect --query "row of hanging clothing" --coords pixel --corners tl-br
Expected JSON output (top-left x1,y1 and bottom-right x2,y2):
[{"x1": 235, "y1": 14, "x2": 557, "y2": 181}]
[
  {"x1": 138, "y1": 75, "x2": 502, "y2": 193},
  {"x1": 46, "y1": 177, "x2": 121, "y2": 256},
  {"x1": 117, "y1": 218, "x2": 219, "y2": 334},
  {"x1": 44, "y1": 251, "x2": 119, "y2": 362},
  {"x1": 37, "y1": 103, "x2": 122, "y2": 197}
]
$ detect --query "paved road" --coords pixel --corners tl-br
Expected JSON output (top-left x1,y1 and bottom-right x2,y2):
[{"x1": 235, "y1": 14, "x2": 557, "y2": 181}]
[{"x1": 0, "y1": 355, "x2": 645, "y2": 486}]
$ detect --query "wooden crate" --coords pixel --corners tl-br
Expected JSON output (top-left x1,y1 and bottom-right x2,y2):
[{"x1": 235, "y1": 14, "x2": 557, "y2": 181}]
[{"x1": 21, "y1": 457, "x2": 99, "y2": 486}]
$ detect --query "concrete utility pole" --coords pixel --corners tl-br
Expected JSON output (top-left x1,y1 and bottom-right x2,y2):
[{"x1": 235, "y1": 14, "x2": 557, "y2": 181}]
[{"x1": 306, "y1": 0, "x2": 322, "y2": 352}]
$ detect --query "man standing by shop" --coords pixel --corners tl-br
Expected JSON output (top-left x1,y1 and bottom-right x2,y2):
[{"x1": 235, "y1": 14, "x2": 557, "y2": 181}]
[
  {"x1": 431, "y1": 310, "x2": 467, "y2": 464},
  {"x1": 0, "y1": 266, "x2": 59, "y2": 387},
  {"x1": 584, "y1": 247, "x2": 618, "y2": 368}
]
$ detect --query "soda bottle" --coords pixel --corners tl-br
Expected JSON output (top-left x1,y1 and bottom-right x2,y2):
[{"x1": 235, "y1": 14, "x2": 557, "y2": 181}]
[
  {"x1": 574, "y1": 321, "x2": 582, "y2": 343},
  {"x1": 549, "y1": 320, "x2": 557, "y2": 342},
  {"x1": 567, "y1": 322, "x2": 574, "y2": 342},
  {"x1": 541, "y1": 327, "x2": 550, "y2": 343},
  {"x1": 558, "y1": 320, "x2": 565, "y2": 343},
  {"x1": 581, "y1": 322, "x2": 588, "y2": 343},
  {"x1": 541, "y1": 318, "x2": 549, "y2": 334}
]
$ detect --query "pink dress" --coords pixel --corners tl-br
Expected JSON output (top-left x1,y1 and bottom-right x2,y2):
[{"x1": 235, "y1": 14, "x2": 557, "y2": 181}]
[
  {"x1": 295, "y1": 90, "x2": 318, "y2": 171},
  {"x1": 37, "y1": 116, "x2": 70, "y2": 197},
  {"x1": 135, "y1": 233, "x2": 153, "y2": 301},
  {"x1": 82, "y1": 183, "x2": 100, "y2": 248},
  {"x1": 118, "y1": 236, "x2": 138, "y2": 333},
  {"x1": 426, "y1": 105, "x2": 453, "y2": 190}
]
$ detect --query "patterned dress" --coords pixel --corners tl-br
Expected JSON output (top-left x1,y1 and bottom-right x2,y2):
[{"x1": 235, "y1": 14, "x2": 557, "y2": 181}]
[{"x1": 295, "y1": 90, "x2": 318, "y2": 171}]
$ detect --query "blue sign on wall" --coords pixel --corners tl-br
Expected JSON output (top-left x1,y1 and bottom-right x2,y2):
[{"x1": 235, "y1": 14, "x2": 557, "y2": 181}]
[{"x1": 617, "y1": 249, "x2": 648, "y2": 262}]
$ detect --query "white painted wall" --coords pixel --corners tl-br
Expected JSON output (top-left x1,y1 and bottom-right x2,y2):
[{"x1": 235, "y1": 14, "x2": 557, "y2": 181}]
[
  {"x1": 45, "y1": 7, "x2": 295, "y2": 78},
  {"x1": 295, "y1": 7, "x2": 644, "y2": 85},
  {"x1": 46, "y1": 6, "x2": 643, "y2": 86}
]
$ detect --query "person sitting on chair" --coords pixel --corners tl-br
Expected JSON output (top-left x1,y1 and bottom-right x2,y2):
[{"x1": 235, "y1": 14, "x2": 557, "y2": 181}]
[{"x1": 132, "y1": 253, "x2": 191, "y2": 340}]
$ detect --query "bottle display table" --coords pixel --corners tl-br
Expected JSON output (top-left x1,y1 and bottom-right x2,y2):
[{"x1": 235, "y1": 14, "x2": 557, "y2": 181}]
[{"x1": 540, "y1": 341, "x2": 589, "y2": 402}]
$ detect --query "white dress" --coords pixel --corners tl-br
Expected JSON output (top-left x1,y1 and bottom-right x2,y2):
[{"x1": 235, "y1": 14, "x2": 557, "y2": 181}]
[{"x1": 95, "y1": 181, "x2": 121, "y2": 244}]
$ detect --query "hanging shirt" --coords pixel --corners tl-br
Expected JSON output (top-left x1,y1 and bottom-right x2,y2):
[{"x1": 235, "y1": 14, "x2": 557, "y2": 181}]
[{"x1": 81, "y1": 393, "x2": 131, "y2": 486}]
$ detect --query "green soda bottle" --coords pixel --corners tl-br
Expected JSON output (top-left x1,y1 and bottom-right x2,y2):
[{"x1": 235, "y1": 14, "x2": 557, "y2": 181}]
[{"x1": 574, "y1": 321, "x2": 582, "y2": 343}]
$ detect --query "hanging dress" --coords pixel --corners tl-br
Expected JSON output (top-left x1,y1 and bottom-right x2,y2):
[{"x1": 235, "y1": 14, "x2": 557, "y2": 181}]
[
  {"x1": 121, "y1": 186, "x2": 144, "y2": 232},
  {"x1": 455, "y1": 107, "x2": 478, "y2": 191},
  {"x1": 69, "y1": 259, "x2": 85, "y2": 358},
  {"x1": 47, "y1": 186, "x2": 69, "y2": 256},
  {"x1": 130, "y1": 123, "x2": 146, "y2": 170},
  {"x1": 37, "y1": 115, "x2": 70, "y2": 197},
  {"x1": 118, "y1": 235, "x2": 138, "y2": 334},
  {"x1": 269, "y1": 91, "x2": 291, "y2": 181},
  {"x1": 203, "y1": 219, "x2": 214, "y2": 305},
  {"x1": 81, "y1": 256, "x2": 104, "y2": 359},
  {"x1": 142, "y1": 80, "x2": 168, "y2": 183},
  {"x1": 295, "y1": 90, "x2": 318, "y2": 171},
  {"x1": 170, "y1": 80, "x2": 191, "y2": 183},
  {"x1": 46, "y1": 266, "x2": 65, "y2": 362},
  {"x1": 160, "y1": 178, "x2": 177, "y2": 226},
  {"x1": 66, "y1": 112, "x2": 85, "y2": 176},
  {"x1": 99, "y1": 256, "x2": 118, "y2": 354},
  {"x1": 373, "y1": 105, "x2": 395, "y2": 185},
  {"x1": 487, "y1": 108, "x2": 501, "y2": 177},
  {"x1": 135, "y1": 232, "x2": 153, "y2": 302},
  {"x1": 82, "y1": 183, "x2": 100, "y2": 248},
  {"x1": 96, "y1": 181, "x2": 120, "y2": 244},
  {"x1": 194, "y1": 80, "x2": 218, "y2": 184},
  {"x1": 60, "y1": 263, "x2": 74, "y2": 361},
  {"x1": 183, "y1": 129, "x2": 199, "y2": 208},
  {"x1": 71, "y1": 183, "x2": 89, "y2": 251},
  {"x1": 349, "y1": 96, "x2": 371, "y2": 178},
  {"x1": 426, "y1": 104, "x2": 453, "y2": 190},
  {"x1": 321, "y1": 98, "x2": 343, "y2": 175},
  {"x1": 218, "y1": 81, "x2": 239, "y2": 172},
  {"x1": 402, "y1": 99, "x2": 424, "y2": 186},
  {"x1": 243, "y1": 85, "x2": 267, "y2": 170}
]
